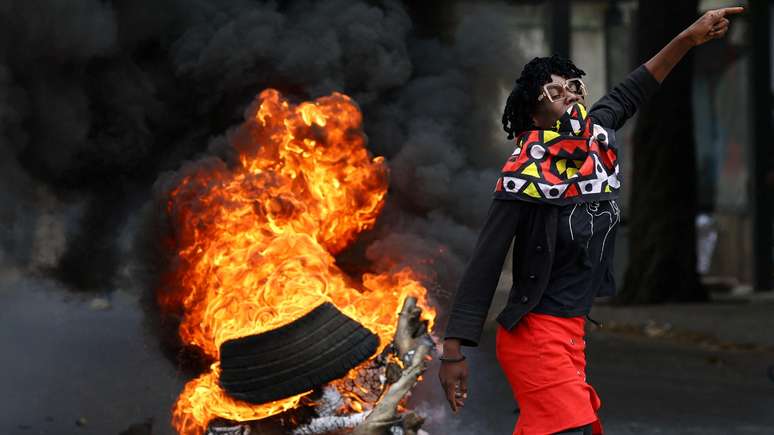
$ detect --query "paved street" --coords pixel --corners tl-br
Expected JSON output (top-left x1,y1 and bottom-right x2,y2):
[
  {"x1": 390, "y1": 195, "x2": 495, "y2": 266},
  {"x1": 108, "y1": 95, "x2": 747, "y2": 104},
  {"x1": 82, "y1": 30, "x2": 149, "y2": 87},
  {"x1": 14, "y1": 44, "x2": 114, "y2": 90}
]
[
  {"x1": 417, "y1": 322, "x2": 774, "y2": 435},
  {"x1": 3, "y1": 277, "x2": 774, "y2": 435},
  {"x1": 1, "y1": 278, "x2": 184, "y2": 435}
]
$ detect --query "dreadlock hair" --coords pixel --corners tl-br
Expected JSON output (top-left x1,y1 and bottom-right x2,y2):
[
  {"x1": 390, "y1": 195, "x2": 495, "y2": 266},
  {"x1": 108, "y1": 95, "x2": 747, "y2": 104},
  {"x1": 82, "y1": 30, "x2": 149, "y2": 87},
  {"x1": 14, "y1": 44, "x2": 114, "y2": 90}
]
[{"x1": 502, "y1": 55, "x2": 586, "y2": 140}]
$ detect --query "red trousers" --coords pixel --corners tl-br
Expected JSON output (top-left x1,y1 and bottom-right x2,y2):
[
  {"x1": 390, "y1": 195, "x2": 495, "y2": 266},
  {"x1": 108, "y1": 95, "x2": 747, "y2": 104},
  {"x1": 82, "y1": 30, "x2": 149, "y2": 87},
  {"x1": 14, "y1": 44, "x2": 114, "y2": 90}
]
[{"x1": 495, "y1": 312, "x2": 603, "y2": 435}]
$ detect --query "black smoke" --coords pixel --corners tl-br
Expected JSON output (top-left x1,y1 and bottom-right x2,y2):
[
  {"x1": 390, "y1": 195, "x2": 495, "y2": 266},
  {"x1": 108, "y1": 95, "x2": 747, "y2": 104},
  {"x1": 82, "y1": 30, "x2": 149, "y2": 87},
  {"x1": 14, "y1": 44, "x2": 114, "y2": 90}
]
[{"x1": 0, "y1": 0, "x2": 529, "y2": 303}]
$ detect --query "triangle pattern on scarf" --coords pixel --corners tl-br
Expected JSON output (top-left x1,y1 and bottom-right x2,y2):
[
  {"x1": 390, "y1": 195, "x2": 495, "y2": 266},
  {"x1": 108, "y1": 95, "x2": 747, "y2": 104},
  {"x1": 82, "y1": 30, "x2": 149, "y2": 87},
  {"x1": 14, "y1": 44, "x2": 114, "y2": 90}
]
[
  {"x1": 503, "y1": 176, "x2": 527, "y2": 193},
  {"x1": 523, "y1": 182, "x2": 541, "y2": 198},
  {"x1": 521, "y1": 162, "x2": 540, "y2": 178},
  {"x1": 556, "y1": 159, "x2": 567, "y2": 174},
  {"x1": 538, "y1": 182, "x2": 569, "y2": 199}
]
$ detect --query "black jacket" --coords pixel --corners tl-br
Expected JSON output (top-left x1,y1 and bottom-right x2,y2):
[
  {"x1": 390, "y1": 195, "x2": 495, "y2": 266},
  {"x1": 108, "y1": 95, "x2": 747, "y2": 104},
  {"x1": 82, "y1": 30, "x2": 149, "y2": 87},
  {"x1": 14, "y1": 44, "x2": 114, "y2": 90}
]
[{"x1": 443, "y1": 65, "x2": 660, "y2": 347}]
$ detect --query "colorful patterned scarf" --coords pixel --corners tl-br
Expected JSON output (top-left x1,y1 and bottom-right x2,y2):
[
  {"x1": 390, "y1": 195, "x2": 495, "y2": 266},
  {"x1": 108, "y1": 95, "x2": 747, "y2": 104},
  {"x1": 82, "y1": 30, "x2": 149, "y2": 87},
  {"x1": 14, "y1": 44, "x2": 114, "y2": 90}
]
[{"x1": 494, "y1": 103, "x2": 620, "y2": 205}]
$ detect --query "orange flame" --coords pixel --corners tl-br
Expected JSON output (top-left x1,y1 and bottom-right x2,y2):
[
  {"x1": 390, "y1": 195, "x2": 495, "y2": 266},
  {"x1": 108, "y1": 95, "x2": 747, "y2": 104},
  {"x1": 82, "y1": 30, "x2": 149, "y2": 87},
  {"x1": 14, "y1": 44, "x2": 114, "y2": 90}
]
[{"x1": 159, "y1": 89, "x2": 435, "y2": 434}]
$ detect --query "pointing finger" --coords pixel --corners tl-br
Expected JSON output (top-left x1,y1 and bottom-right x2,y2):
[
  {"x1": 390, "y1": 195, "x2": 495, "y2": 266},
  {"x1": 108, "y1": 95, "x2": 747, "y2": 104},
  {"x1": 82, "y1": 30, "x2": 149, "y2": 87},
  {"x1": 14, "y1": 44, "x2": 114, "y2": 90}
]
[{"x1": 720, "y1": 6, "x2": 744, "y2": 17}]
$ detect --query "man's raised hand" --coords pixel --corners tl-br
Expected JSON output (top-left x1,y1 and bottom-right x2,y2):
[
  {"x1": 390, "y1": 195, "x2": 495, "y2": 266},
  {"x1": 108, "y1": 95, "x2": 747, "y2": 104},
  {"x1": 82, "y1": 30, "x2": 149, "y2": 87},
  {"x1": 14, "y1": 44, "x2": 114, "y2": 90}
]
[{"x1": 682, "y1": 6, "x2": 744, "y2": 47}]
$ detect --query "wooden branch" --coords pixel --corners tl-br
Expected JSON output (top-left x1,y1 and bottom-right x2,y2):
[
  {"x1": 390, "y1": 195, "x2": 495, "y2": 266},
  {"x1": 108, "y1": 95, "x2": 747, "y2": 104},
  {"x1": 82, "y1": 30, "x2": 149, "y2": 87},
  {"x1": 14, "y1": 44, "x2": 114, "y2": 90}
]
[
  {"x1": 352, "y1": 297, "x2": 433, "y2": 435},
  {"x1": 393, "y1": 297, "x2": 429, "y2": 362}
]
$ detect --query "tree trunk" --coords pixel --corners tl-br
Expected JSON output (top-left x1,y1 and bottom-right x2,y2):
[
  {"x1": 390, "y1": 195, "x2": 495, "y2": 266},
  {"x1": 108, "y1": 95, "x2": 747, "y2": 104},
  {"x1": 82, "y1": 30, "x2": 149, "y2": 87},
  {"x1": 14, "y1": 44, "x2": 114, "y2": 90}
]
[{"x1": 618, "y1": 0, "x2": 707, "y2": 303}]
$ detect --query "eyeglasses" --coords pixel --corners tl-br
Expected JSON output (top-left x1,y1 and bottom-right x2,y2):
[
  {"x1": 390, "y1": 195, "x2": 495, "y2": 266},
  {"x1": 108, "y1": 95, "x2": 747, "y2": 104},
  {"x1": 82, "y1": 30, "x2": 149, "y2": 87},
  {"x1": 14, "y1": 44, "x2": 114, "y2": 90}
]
[{"x1": 537, "y1": 78, "x2": 588, "y2": 103}]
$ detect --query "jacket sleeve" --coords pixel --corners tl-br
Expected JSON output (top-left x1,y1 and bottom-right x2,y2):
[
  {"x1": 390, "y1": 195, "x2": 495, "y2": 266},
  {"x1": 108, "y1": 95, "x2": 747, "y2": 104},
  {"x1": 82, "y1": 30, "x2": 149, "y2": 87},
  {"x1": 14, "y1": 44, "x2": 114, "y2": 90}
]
[
  {"x1": 589, "y1": 64, "x2": 660, "y2": 130},
  {"x1": 442, "y1": 199, "x2": 523, "y2": 347}
]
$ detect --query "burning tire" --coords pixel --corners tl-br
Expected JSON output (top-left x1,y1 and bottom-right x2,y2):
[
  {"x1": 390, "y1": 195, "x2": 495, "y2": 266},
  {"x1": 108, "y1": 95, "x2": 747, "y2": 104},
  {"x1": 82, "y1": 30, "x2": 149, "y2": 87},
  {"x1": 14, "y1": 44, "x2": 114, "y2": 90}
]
[{"x1": 219, "y1": 302, "x2": 379, "y2": 404}]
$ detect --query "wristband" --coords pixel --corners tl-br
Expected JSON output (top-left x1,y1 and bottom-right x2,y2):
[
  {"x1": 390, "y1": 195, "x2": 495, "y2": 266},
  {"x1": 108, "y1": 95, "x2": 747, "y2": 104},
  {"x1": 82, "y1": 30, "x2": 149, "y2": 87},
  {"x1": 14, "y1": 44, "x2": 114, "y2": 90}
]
[{"x1": 439, "y1": 354, "x2": 466, "y2": 363}]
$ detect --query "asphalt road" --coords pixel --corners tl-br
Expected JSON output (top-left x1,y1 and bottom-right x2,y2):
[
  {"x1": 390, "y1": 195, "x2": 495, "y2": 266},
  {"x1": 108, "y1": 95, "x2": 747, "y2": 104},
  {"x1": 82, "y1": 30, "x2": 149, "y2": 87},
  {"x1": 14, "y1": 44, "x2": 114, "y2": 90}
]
[
  {"x1": 417, "y1": 321, "x2": 774, "y2": 435},
  {"x1": 3, "y1": 279, "x2": 774, "y2": 435}
]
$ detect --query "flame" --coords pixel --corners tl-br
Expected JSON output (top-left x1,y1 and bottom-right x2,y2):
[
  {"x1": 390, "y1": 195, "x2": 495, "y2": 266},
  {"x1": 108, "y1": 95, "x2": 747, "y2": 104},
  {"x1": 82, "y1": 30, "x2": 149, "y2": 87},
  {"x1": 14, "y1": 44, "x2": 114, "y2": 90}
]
[{"x1": 159, "y1": 89, "x2": 435, "y2": 434}]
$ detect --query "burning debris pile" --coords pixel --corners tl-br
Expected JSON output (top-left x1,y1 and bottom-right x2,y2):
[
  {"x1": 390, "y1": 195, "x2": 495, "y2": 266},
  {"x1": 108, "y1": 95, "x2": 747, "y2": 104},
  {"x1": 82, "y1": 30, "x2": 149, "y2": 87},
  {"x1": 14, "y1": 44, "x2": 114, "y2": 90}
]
[
  {"x1": 156, "y1": 89, "x2": 436, "y2": 434},
  {"x1": 209, "y1": 296, "x2": 433, "y2": 435}
]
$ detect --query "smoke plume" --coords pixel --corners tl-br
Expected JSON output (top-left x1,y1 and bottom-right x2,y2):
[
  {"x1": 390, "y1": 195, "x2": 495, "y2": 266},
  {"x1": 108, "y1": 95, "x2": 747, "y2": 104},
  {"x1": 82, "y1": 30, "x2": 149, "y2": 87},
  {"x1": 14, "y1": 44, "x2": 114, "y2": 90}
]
[{"x1": 1, "y1": 0, "x2": 532, "y2": 307}]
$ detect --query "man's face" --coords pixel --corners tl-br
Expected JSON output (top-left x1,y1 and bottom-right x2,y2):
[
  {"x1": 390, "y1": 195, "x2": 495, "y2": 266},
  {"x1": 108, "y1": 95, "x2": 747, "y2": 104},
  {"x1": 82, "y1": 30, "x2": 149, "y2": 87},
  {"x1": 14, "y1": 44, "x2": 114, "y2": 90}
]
[{"x1": 531, "y1": 74, "x2": 587, "y2": 129}]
